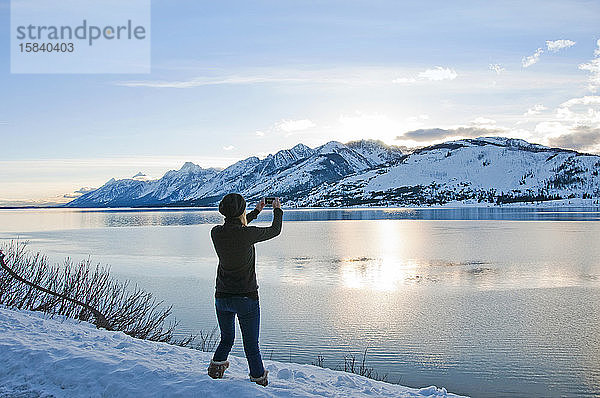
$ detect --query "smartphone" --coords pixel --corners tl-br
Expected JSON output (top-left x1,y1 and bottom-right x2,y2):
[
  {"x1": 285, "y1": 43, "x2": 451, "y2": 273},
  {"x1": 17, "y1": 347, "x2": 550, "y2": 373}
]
[{"x1": 265, "y1": 197, "x2": 276, "y2": 205}]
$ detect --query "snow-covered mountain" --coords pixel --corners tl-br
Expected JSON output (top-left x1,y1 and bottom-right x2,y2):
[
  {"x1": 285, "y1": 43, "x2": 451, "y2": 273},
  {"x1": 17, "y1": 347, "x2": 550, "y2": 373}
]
[
  {"x1": 298, "y1": 137, "x2": 600, "y2": 206},
  {"x1": 66, "y1": 163, "x2": 219, "y2": 207},
  {"x1": 66, "y1": 137, "x2": 600, "y2": 208},
  {"x1": 66, "y1": 140, "x2": 402, "y2": 207}
]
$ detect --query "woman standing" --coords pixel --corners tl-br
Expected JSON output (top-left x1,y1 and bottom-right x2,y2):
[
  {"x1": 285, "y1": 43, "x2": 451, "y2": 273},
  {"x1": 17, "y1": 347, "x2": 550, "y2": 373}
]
[{"x1": 207, "y1": 193, "x2": 283, "y2": 387}]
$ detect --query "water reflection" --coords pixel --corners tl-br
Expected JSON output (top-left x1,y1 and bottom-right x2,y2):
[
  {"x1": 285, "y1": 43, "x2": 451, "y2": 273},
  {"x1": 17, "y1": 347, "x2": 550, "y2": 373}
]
[{"x1": 2, "y1": 206, "x2": 600, "y2": 233}]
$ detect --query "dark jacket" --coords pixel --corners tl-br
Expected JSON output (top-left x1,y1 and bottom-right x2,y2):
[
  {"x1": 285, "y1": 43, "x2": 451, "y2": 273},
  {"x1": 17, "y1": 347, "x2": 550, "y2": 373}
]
[{"x1": 211, "y1": 207, "x2": 283, "y2": 299}]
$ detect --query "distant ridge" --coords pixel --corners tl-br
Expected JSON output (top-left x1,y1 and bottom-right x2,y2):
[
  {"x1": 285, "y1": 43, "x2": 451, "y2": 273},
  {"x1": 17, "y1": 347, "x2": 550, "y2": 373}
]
[{"x1": 65, "y1": 137, "x2": 600, "y2": 208}]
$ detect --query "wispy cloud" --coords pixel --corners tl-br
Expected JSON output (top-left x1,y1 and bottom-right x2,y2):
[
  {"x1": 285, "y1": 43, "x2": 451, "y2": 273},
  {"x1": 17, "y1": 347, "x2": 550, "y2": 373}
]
[
  {"x1": 116, "y1": 76, "x2": 309, "y2": 88},
  {"x1": 417, "y1": 67, "x2": 457, "y2": 81},
  {"x1": 117, "y1": 67, "x2": 407, "y2": 88},
  {"x1": 546, "y1": 39, "x2": 576, "y2": 52},
  {"x1": 223, "y1": 145, "x2": 235, "y2": 151},
  {"x1": 119, "y1": 66, "x2": 461, "y2": 89},
  {"x1": 522, "y1": 48, "x2": 543, "y2": 68},
  {"x1": 579, "y1": 39, "x2": 600, "y2": 92},
  {"x1": 521, "y1": 40, "x2": 575, "y2": 69},
  {"x1": 393, "y1": 66, "x2": 457, "y2": 84},
  {"x1": 488, "y1": 64, "x2": 505, "y2": 74},
  {"x1": 524, "y1": 104, "x2": 547, "y2": 116}
]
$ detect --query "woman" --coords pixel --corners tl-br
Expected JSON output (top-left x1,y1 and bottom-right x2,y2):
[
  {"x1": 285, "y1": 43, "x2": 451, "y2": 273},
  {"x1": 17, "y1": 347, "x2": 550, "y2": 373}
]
[{"x1": 207, "y1": 193, "x2": 283, "y2": 387}]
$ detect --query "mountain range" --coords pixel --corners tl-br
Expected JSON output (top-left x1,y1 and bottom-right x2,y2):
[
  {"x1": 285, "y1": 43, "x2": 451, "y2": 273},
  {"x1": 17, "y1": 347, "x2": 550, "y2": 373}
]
[{"x1": 65, "y1": 137, "x2": 600, "y2": 208}]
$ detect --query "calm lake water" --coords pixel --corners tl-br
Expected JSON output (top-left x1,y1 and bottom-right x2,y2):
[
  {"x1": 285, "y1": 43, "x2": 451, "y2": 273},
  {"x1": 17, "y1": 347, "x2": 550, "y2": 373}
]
[{"x1": 1, "y1": 207, "x2": 600, "y2": 397}]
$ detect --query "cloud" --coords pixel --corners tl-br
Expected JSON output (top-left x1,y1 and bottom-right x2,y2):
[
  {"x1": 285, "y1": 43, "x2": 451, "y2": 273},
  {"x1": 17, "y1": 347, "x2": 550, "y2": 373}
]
[
  {"x1": 489, "y1": 64, "x2": 505, "y2": 74},
  {"x1": 255, "y1": 131, "x2": 265, "y2": 137},
  {"x1": 398, "y1": 126, "x2": 503, "y2": 142},
  {"x1": 75, "y1": 187, "x2": 96, "y2": 194},
  {"x1": 522, "y1": 48, "x2": 544, "y2": 68},
  {"x1": 222, "y1": 145, "x2": 235, "y2": 151},
  {"x1": 546, "y1": 39, "x2": 576, "y2": 52},
  {"x1": 132, "y1": 172, "x2": 152, "y2": 181},
  {"x1": 119, "y1": 66, "x2": 458, "y2": 89},
  {"x1": 116, "y1": 76, "x2": 309, "y2": 88},
  {"x1": 417, "y1": 67, "x2": 457, "y2": 81},
  {"x1": 579, "y1": 39, "x2": 600, "y2": 92},
  {"x1": 546, "y1": 126, "x2": 600, "y2": 152},
  {"x1": 524, "y1": 104, "x2": 547, "y2": 116},
  {"x1": 64, "y1": 187, "x2": 97, "y2": 198},
  {"x1": 117, "y1": 67, "x2": 406, "y2": 89},
  {"x1": 393, "y1": 66, "x2": 457, "y2": 84},
  {"x1": 555, "y1": 95, "x2": 600, "y2": 124},
  {"x1": 275, "y1": 119, "x2": 316, "y2": 133},
  {"x1": 535, "y1": 121, "x2": 568, "y2": 136},
  {"x1": 0, "y1": 121, "x2": 7, "y2": 125},
  {"x1": 521, "y1": 41, "x2": 575, "y2": 69},
  {"x1": 532, "y1": 94, "x2": 600, "y2": 152}
]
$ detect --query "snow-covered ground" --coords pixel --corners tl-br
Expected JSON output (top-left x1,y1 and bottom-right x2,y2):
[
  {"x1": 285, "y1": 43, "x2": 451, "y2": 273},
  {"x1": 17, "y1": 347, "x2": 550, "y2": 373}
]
[{"x1": 0, "y1": 306, "x2": 466, "y2": 398}]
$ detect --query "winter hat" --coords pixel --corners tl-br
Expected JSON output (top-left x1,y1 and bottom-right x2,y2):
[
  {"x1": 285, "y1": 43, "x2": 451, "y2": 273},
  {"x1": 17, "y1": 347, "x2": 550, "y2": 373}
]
[{"x1": 219, "y1": 193, "x2": 246, "y2": 218}]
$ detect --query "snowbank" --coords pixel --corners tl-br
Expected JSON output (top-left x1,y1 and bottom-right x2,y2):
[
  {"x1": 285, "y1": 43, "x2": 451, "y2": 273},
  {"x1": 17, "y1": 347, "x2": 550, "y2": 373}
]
[{"x1": 0, "y1": 306, "x2": 466, "y2": 398}]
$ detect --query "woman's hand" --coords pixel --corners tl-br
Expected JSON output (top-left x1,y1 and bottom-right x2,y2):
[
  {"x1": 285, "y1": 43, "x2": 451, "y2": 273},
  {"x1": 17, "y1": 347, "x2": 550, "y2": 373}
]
[
  {"x1": 255, "y1": 198, "x2": 266, "y2": 212},
  {"x1": 272, "y1": 197, "x2": 281, "y2": 209}
]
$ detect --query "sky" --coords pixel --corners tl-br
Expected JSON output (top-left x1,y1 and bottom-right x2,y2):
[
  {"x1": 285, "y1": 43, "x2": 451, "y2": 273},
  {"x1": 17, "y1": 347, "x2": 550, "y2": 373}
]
[{"x1": 1, "y1": 0, "x2": 600, "y2": 205}]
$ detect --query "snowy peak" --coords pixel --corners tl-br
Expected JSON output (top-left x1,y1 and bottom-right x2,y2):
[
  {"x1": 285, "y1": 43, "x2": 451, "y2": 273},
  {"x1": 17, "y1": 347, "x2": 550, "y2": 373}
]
[
  {"x1": 179, "y1": 161, "x2": 202, "y2": 172},
  {"x1": 317, "y1": 141, "x2": 347, "y2": 154},
  {"x1": 290, "y1": 143, "x2": 315, "y2": 157},
  {"x1": 263, "y1": 144, "x2": 317, "y2": 171},
  {"x1": 346, "y1": 139, "x2": 404, "y2": 165}
]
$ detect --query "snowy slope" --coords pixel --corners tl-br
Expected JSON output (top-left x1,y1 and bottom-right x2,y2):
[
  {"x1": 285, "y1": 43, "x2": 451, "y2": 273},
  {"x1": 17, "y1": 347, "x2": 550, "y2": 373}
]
[
  {"x1": 298, "y1": 137, "x2": 600, "y2": 206},
  {"x1": 0, "y1": 306, "x2": 465, "y2": 398}
]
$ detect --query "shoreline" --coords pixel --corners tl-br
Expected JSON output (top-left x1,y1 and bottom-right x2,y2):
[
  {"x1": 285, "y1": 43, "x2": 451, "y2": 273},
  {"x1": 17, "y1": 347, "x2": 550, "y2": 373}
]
[{"x1": 1, "y1": 198, "x2": 599, "y2": 211}]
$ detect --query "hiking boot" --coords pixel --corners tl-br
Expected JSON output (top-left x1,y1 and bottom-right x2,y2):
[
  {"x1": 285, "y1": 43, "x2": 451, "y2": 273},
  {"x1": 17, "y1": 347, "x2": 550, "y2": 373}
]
[
  {"x1": 208, "y1": 359, "x2": 229, "y2": 379},
  {"x1": 249, "y1": 370, "x2": 269, "y2": 387}
]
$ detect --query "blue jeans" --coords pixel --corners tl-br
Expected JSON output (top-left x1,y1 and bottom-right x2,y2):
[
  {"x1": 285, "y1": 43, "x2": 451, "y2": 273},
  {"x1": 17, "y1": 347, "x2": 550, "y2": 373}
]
[{"x1": 212, "y1": 297, "x2": 265, "y2": 378}]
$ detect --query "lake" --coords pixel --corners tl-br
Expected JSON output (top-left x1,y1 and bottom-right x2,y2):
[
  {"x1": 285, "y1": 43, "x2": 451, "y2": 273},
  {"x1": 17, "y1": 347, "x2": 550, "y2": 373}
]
[{"x1": 1, "y1": 207, "x2": 600, "y2": 397}]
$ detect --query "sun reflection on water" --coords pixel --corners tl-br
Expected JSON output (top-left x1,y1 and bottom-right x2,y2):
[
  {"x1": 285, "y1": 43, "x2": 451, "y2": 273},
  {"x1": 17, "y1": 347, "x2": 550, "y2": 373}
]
[{"x1": 339, "y1": 220, "x2": 420, "y2": 291}]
